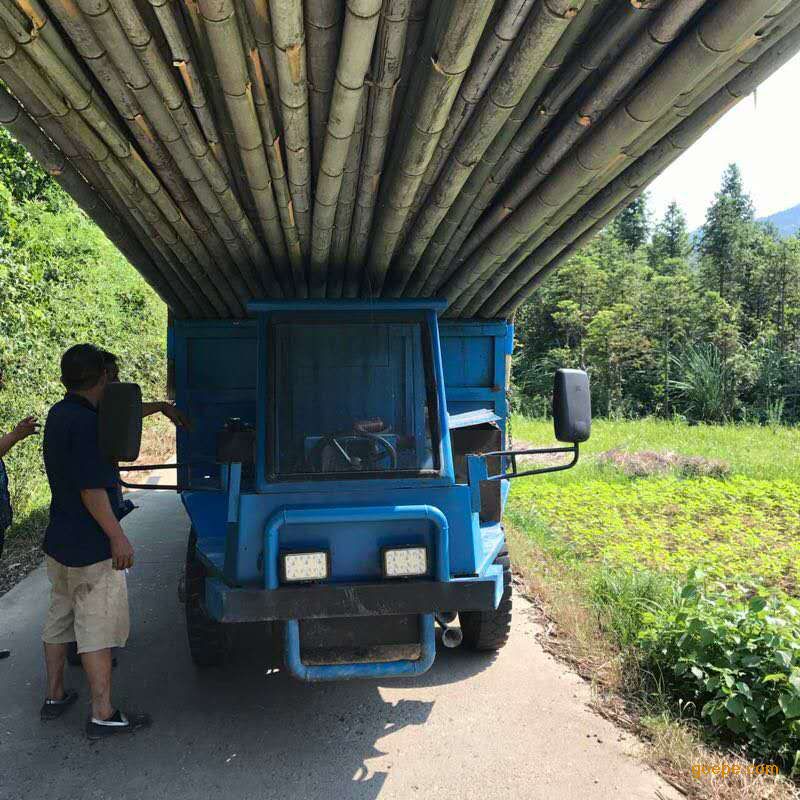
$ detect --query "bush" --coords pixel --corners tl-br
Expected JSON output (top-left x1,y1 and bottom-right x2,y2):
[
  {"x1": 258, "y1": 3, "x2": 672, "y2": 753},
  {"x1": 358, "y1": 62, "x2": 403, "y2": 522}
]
[{"x1": 638, "y1": 569, "x2": 800, "y2": 769}]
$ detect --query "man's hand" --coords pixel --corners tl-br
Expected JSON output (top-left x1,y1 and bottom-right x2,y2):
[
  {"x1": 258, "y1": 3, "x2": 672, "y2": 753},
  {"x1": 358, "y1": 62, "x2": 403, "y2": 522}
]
[
  {"x1": 160, "y1": 402, "x2": 192, "y2": 431},
  {"x1": 12, "y1": 416, "x2": 39, "y2": 441},
  {"x1": 109, "y1": 531, "x2": 134, "y2": 570}
]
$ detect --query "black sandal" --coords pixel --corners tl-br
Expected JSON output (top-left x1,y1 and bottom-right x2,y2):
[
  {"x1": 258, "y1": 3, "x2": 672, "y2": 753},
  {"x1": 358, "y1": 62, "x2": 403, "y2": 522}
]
[
  {"x1": 40, "y1": 690, "x2": 79, "y2": 721},
  {"x1": 86, "y1": 709, "x2": 152, "y2": 740}
]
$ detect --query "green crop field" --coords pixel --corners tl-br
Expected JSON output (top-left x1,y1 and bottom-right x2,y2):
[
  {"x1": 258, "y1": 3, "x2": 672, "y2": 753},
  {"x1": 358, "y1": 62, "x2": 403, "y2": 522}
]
[{"x1": 507, "y1": 417, "x2": 800, "y2": 592}]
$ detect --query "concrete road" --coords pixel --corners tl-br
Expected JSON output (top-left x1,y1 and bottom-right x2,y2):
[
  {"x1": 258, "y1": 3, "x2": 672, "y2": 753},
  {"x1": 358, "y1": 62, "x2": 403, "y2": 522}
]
[{"x1": 0, "y1": 491, "x2": 679, "y2": 800}]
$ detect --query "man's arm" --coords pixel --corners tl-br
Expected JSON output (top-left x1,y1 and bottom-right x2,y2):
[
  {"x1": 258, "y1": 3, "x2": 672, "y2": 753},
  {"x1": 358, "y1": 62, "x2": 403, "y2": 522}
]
[
  {"x1": 0, "y1": 416, "x2": 39, "y2": 459},
  {"x1": 141, "y1": 402, "x2": 192, "y2": 430},
  {"x1": 80, "y1": 489, "x2": 134, "y2": 570}
]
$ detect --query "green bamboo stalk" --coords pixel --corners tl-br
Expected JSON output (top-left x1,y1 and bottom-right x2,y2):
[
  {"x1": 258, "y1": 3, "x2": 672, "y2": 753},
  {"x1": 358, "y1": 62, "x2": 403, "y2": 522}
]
[
  {"x1": 442, "y1": 0, "x2": 782, "y2": 313},
  {"x1": 269, "y1": 0, "x2": 312, "y2": 259},
  {"x1": 310, "y1": 0, "x2": 382, "y2": 296},
  {"x1": 365, "y1": 0, "x2": 494, "y2": 294}
]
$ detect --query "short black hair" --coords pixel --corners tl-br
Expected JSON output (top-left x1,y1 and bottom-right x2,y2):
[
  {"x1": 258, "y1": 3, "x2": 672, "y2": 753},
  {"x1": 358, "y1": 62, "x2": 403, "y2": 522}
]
[
  {"x1": 60, "y1": 344, "x2": 107, "y2": 392},
  {"x1": 100, "y1": 349, "x2": 119, "y2": 381}
]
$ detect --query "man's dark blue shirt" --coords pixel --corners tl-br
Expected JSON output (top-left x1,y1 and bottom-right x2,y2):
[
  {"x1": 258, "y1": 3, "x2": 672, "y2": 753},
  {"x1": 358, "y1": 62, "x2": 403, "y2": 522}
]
[{"x1": 43, "y1": 394, "x2": 118, "y2": 567}]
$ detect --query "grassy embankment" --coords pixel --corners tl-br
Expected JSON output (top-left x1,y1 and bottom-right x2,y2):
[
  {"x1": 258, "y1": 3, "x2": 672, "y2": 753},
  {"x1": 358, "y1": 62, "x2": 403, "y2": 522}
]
[
  {"x1": 506, "y1": 417, "x2": 800, "y2": 799},
  {"x1": 0, "y1": 200, "x2": 167, "y2": 593}
]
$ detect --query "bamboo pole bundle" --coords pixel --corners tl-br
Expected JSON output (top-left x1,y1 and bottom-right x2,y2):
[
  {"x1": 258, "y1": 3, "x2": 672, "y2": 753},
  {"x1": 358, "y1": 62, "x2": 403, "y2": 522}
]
[
  {"x1": 410, "y1": 0, "x2": 604, "y2": 296},
  {"x1": 269, "y1": 0, "x2": 312, "y2": 259},
  {"x1": 148, "y1": 0, "x2": 231, "y2": 178},
  {"x1": 36, "y1": 0, "x2": 252, "y2": 313},
  {"x1": 310, "y1": 0, "x2": 382, "y2": 296},
  {"x1": 237, "y1": 2, "x2": 306, "y2": 296},
  {"x1": 386, "y1": 0, "x2": 587, "y2": 297},
  {"x1": 441, "y1": 0, "x2": 783, "y2": 313},
  {"x1": 305, "y1": 0, "x2": 342, "y2": 181},
  {"x1": 0, "y1": 84, "x2": 190, "y2": 315},
  {"x1": 197, "y1": 0, "x2": 299, "y2": 297},
  {"x1": 56, "y1": 0, "x2": 277, "y2": 299},
  {"x1": 451, "y1": 0, "x2": 710, "y2": 274},
  {"x1": 482, "y1": 19, "x2": 800, "y2": 318},
  {"x1": 364, "y1": 0, "x2": 495, "y2": 294},
  {"x1": 347, "y1": 0, "x2": 411, "y2": 279},
  {"x1": 329, "y1": 92, "x2": 367, "y2": 298},
  {"x1": 466, "y1": 0, "x2": 800, "y2": 312},
  {"x1": 0, "y1": 18, "x2": 235, "y2": 317},
  {"x1": 403, "y1": 0, "x2": 539, "y2": 240}
]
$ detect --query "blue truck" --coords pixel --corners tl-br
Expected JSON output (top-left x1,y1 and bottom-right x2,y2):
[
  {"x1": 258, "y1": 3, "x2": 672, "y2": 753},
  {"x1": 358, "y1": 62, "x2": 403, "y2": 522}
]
[{"x1": 106, "y1": 299, "x2": 590, "y2": 681}]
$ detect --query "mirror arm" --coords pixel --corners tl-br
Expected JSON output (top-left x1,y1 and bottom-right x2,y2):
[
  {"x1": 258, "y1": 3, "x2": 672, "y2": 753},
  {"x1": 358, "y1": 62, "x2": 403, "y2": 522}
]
[
  {"x1": 480, "y1": 443, "x2": 580, "y2": 481},
  {"x1": 118, "y1": 462, "x2": 182, "y2": 491}
]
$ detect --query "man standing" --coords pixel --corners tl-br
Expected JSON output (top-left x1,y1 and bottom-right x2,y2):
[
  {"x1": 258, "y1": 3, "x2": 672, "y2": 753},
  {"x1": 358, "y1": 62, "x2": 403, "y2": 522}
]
[
  {"x1": 41, "y1": 344, "x2": 150, "y2": 738},
  {"x1": 0, "y1": 415, "x2": 40, "y2": 660}
]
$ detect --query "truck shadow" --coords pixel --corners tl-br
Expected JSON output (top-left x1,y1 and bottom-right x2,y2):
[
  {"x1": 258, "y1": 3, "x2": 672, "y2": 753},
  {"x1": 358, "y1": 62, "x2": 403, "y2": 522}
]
[{"x1": 134, "y1": 624, "x2": 497, "y2": 800}]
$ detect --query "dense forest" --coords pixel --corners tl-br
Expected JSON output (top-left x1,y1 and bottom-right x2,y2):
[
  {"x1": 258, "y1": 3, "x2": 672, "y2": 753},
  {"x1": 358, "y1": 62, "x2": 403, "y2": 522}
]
[
  {"x1": 0, "y1": 128, "x2": 165, "y2": 521},
  {"x1": 514, "y1": 164, "x2": 800, "y2": 425}
]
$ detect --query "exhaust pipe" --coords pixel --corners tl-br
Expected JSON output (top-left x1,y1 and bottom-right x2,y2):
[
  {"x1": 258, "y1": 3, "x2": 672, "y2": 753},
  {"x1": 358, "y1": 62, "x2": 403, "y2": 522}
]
[
  {"x1": 441, "y1": 624, "x2": 463, "y2": 649},
  {"x1": 437, "y1": 611, "x2": 457, "y2": 625}
]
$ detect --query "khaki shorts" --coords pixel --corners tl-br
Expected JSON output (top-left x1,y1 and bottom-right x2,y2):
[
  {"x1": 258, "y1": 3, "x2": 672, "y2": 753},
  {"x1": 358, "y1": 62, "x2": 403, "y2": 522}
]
[{"x1": 42, "y1": 556, "x2": 129, "y2": 654}]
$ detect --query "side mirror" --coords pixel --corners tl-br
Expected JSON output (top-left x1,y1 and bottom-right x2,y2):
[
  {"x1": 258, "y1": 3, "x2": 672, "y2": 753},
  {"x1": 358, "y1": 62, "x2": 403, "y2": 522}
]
[
  {"x1": 99, "y1": 382, "x2": 143, "y2": 462},
  {"x1": 553, "y1": 369, "x2": 591, "y2": 443}
]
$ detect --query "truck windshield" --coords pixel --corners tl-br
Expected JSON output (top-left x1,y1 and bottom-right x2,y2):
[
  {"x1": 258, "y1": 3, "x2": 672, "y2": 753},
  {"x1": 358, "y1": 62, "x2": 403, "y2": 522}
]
[{"x1": 270, "y1": 318, "x2": 440, "y2": 478}]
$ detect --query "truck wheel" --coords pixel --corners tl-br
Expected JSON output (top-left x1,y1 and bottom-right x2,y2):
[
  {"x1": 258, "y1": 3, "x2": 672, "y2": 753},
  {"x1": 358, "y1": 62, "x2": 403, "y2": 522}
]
[
  {"x1": 460, "y1": 550, "x2": 512, "y2": 651},
  {"x1": 185, "y1": 529, "x2": 230, "y2": 666}
]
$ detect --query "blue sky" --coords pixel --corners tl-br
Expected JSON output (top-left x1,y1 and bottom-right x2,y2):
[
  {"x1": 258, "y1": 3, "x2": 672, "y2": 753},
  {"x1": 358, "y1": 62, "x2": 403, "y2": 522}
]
[{"x1": 648, "y1": 52, "x2": 800, "y2": 230}]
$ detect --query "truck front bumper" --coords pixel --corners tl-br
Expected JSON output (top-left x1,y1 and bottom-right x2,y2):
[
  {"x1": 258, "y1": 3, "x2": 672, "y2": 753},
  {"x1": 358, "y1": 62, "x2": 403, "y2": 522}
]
[{"x1": 204, "y1": 568, "x2": 503, "y2": 624}]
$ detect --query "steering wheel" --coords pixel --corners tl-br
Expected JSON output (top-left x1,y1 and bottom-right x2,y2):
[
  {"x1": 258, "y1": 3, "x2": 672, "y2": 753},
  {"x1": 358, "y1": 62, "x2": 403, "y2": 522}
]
[{"x1": 308, "y1": 431, "x2": 398, "y2": 473}]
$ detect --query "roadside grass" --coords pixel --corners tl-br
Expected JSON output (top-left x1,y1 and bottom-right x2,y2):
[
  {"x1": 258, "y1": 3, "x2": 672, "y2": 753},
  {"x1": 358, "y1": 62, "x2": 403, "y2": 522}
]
[{"x1": 506, "y1": 416, "x2": 800, "y2": 800}]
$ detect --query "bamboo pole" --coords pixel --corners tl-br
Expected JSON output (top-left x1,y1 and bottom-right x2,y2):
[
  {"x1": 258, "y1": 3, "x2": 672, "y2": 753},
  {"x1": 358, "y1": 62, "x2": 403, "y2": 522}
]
[
  {"x1": 386, "y1": 0, "x2": 587, "y2": 296},
  {"x1": 269, "y1": 0, "x2": 312, "y2": 259},
  {"x1": 347, "y1": 0, "x2": 411, "y2": 282},
  {"x1": 310, "y1": 0, "x2": 382, "y2": 296},
  {"x1": 441, "y1": 0, "x2": 783, "y2": 313},
  {"x1": 365, "y1": 0, "x2": 494, "y2": 294},
  {"x1": 305, "y1": 0, "x2": 342, "y2": 181},
  {"x1": 329, "y1": 92, "x2": 367, "y2": 298}
]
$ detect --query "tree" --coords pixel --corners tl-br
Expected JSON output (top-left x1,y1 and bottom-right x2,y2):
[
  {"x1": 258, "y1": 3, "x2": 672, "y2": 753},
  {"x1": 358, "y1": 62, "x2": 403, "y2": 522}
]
[
  {"x1": 649, "y1": 201, "x2": 689, "y2": 267},
  {"x1": 698, "y1": 163, "x2": 754, "y2": 300},
  {"x1": 612, "y1": 193, "x2": 651, "y2": 252}
]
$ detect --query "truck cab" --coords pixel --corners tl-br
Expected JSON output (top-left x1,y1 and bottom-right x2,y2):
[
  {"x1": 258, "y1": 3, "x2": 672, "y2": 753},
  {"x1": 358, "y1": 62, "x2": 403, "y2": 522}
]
[{"x1": 125, "y1": 299, "x2": 589, "y2": 680}]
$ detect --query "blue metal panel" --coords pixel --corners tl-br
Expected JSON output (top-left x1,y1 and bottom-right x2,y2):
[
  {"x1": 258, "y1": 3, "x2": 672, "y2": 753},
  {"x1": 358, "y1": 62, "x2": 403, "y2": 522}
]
[
  {"x1": 439, "y1": 320, "x2": 511, "y2": 441},
  {"x1": 234, "y1": 483, "x2": 478, "y2": 585},
  {"x1": 282, "y1": 614, "x2": 436, "y2": 681},
  {"x1": 263, "y1": 504, "x2": 450, "y2": 589},
  {"x1": 173, "y1": 320, "x2": 258, "y2": 489}
]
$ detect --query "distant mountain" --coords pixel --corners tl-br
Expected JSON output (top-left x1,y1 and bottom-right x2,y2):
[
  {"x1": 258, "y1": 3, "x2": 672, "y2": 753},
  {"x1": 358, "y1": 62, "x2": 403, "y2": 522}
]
[
  {"x1": 690, "y1": 202, "x2": 800, "y2": 242},
  {"x1": 759, "y1": 203, "x2": 800, "y2": 238}
]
